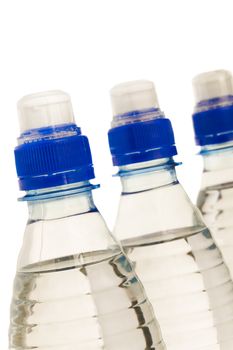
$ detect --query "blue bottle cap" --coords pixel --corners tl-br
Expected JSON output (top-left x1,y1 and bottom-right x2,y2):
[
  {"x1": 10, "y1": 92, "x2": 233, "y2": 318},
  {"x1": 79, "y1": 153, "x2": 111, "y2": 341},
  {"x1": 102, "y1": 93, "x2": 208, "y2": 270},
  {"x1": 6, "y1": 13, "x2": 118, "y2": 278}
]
[
  {"x1": 108, "y1": 80, "x2": 177, "y2": 166},
  {"x1": 14, "y1": 91, "x2": 95, "y2": 190},
  {"x1": 192, "y1": 70, "x2": 233, "y2": 146}
]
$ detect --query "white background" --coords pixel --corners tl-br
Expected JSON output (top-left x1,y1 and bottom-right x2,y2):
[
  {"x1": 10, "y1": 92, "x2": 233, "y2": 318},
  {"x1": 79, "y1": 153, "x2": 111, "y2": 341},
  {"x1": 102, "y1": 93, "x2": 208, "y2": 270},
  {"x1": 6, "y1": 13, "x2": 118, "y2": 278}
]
[{"x1": 0, "y1": 0, "x2": 233, "y2": 347}]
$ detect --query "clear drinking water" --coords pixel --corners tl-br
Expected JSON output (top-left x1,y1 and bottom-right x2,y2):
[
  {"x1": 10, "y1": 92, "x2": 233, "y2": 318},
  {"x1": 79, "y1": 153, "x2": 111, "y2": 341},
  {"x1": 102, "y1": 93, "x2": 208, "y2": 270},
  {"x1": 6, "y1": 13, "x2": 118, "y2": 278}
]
[
  {"x1": 192, "y1": 70, "x2": 233, "y2": 283},
  {"x1": 10, "y1": 252, "x2": 164, "y2": 349},
  {"x1": 197, "y1": 146, "x2": 233, "y2": 281},
  {"x1": 113, "y1": 163, "x2": 233, "y2": 350},
  {"x1": 108, "y1": 80, "x2": 233, "y2": 349},
  {"x1": 9, "y1": 90, "x2": 165, "y2": 350}
]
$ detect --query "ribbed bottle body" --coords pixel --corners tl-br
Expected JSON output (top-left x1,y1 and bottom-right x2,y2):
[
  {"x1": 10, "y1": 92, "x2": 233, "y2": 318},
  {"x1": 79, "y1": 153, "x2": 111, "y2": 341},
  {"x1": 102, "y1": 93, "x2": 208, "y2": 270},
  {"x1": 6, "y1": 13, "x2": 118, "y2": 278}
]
[
  {"x1": 9, "y1": 191, "x2": 165, "y2": 350},
  {"x1": 114, "y1": 168, "x2": 233, "y2": 349}
]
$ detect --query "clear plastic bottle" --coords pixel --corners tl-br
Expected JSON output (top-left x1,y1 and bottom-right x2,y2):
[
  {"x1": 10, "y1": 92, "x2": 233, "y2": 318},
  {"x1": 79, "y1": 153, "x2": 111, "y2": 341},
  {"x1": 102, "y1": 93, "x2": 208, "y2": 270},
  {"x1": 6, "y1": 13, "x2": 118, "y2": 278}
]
[
  {"x1": 192, "y1": 70, "x2": 233, "y2": 281},
  {"x1": 108, "y1": 80, "x2": 233, "y2": 350},
  {"x1": 9, "y1": 90, "x2": 165, "y2": 350}
]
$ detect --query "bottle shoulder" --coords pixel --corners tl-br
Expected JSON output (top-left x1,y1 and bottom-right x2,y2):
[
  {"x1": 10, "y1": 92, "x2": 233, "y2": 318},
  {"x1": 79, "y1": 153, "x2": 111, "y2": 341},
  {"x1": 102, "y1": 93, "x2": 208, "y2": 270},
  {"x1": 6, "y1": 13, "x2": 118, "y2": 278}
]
[
  {"x1": 201, "y1": 166, "x2": 233, "y2": 190},
  {"x1": 114, "y1": 182, "x2": 206, "y2": 243},
  {"x1": 17, "y1": 210, "x2": 118, "y2": 271},
  {"x1": 198, "y1": 181, "x2": 233, "y2": 217}
]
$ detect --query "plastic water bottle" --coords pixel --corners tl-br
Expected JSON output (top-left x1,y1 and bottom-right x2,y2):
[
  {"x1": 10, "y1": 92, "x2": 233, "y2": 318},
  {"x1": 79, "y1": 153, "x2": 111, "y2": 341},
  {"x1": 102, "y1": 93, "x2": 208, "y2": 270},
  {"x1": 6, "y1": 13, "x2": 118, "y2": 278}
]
[
  {"x1": 108, "y1": 80, "x2": 233, "y2": 350},
  {"x1": 192, "y1": 70, "x2": 233, "y2": 281},
  {"x1": 9, "y1": 90, "x2": 165, "y2": 350}
]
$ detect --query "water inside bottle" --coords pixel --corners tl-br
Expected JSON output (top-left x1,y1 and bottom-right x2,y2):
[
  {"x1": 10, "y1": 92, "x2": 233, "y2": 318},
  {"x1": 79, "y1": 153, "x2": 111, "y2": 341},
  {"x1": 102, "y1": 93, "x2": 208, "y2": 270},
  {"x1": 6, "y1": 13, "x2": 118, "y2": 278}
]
[
  {"x1": 10, "y1": 250, "x2": 164, "y2": 350},
  {"x1": 123, "y1": 226, "x2": 233, "y2": 350},
  {"x1": 198, "y1": 180, "x2": 233, "y2": 282}
]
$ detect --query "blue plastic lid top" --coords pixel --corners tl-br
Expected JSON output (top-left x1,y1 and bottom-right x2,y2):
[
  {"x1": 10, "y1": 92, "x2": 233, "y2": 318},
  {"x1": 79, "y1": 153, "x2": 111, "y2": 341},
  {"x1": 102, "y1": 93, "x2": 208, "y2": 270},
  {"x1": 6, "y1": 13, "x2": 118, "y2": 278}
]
[
  {"x1": 108, "y1": 80, "x2": 177, "y2": 166},
  {"x1": 192, "y1": 70, "x2": 233, "y2": 146},
  {"x1": 14, "y1": 90, "x2": 95, "y2": 191}
]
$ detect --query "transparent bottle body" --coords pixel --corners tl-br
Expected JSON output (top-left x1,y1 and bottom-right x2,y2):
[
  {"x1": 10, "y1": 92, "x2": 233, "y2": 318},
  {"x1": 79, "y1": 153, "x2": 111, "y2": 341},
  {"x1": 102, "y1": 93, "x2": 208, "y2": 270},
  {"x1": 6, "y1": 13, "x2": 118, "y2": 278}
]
[
  {"x1": 197, "y1": 145, "x2": 233, "y2": 282},
  {"x1": 9, "y1": 184, "x2": 165, "y2": 350},
  {"x1": 114, "y1": 160, "x2": 233, "y2": 350}
]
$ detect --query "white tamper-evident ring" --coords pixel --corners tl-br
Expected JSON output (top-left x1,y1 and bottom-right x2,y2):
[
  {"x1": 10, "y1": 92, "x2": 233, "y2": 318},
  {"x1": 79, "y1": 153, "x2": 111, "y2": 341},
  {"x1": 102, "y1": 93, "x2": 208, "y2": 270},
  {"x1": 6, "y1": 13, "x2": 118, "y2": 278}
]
[
  {"x1": 18, "y1": 90, "x2": 75, "y2": 133},
  {"x1": 110, "y1": 80, "x2": 159, "y2": 116},
  {"x1": 193, "y1": 70, "x2": 233, "y2": 103}
]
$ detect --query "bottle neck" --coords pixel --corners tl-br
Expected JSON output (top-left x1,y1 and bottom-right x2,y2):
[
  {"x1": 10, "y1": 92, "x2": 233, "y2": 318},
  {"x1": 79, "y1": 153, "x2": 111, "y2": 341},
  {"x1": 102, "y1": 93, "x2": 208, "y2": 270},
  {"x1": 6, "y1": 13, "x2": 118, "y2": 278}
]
[
  {"x1": 26, "y1": 181, "x2": 96, "y2": 220},
  {"x1": 114, "y1": 158, "x2": 205, "y2": 244},
  {"x1": 18, "y1": 180, "x2": 118, "y2": 271},
  {"x1": 118, "y1": 158, "x2": 178, "y2": 193},
  {"x1": 201, "y1": 141, "x2": 233, "y2": 171},
  {"x1": 200, "y1": 142, "x2": 233, "y2": 189}
]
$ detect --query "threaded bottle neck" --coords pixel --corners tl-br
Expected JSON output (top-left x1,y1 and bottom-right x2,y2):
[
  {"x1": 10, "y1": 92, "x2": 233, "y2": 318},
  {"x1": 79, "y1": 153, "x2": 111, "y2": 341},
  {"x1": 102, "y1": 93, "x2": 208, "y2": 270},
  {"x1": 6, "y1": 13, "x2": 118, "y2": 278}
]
[
  {"x1": 201, "y1": 143, "x2": 233, "y2": 171},
  {"x1": 26, "y1": 181, "x2": 97, "y2": 220},
  {"x1": 118, "y1": 158, "x2": 178, "y2": 193}
]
